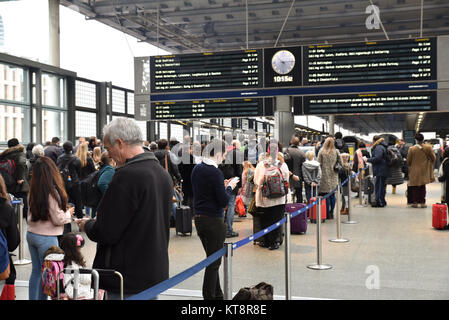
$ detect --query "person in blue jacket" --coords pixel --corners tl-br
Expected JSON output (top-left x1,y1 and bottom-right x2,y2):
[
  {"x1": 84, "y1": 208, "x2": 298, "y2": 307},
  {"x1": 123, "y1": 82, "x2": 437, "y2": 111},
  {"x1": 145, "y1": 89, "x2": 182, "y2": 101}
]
[
  {"x1": 365, "y1": 136, "x2": 391, "y2": 207},
  {"x1": 191, "y1": 139, "x2": 238, "y2": 300},
  {"x1": 90, "y1": 152, "x2": 115, "y2": 219},
  {"x1": 97, "y1": 152, "x2": 115, "y2": 195}
]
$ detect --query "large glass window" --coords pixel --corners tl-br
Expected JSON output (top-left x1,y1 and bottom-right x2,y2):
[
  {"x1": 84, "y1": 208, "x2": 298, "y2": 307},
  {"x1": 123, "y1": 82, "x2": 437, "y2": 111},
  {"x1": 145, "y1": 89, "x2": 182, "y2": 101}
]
[
  {"x1": 42, "y1": 109, "x2": 66, "y2": 143},
  {"x1": 170, "y1": 123, "x2": 184, "y2": 142},
  {"x1": 42, "y1": 73, "x2": 65, "y2": 108},
  {"x1": 112, "y1": 88, "x2": 125, "y2": 113},
  {"x1": 75, "y1": 80, "x2": 96, "y2": 109},
  {"x1": 127, "y1": 92, "x2": 134, "y2": 115},
  {"x1": 0, "y1": 104, "x2": 31, "y2": 144},
  {"x1": 75, "y1": 110, "x2": 97, "y2": 138},
  {"x1": 0, "y1": 63, "x2": 28, "y2": 103},
  {"x1": 159, "y1": 122, "x2": 167, "y2": 140}
]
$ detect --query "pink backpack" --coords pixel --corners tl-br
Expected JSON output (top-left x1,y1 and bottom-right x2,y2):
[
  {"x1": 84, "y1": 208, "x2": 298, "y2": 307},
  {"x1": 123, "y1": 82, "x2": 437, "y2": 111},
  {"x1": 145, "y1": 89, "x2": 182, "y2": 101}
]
[{"x1": 41, "y1": 259, "x2": 65, "y2": 298}]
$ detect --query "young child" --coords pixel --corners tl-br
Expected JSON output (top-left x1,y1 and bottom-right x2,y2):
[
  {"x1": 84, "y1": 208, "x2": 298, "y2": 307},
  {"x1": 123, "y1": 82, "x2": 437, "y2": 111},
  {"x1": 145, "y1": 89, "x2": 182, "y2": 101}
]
[
  {"x1": 59, "y1": 233, "x2": 94, "y2": 300},
  {"x1": 339, "y1": 153, "x2": 351, "y2": 215},
  {"x1": 302, "y1": 151, "x2": 322, "y2": 204}
]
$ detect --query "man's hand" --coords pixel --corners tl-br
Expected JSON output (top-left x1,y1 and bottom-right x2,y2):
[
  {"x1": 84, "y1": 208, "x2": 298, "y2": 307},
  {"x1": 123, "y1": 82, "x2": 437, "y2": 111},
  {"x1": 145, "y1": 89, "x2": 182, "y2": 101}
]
[{"x1": 75, "y1": 217, "x2": 90, "y2": 233}]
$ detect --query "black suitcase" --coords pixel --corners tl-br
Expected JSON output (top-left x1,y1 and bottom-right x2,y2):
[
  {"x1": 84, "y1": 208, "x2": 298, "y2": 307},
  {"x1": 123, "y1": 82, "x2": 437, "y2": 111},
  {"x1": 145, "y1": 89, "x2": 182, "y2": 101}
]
[{"x1": 175, "y1": 205, "x2": 192, "y2": 236}]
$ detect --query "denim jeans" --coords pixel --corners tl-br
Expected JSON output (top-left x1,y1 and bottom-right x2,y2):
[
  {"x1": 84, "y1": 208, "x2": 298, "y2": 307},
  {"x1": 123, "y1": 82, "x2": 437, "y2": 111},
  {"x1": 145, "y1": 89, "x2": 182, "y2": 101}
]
[
  {"x1": 224, "y1": 193, "x2": 237, "y2": 234},
  {"x1": 27, "y1": 231, "x2": 59, "y2": 300}
]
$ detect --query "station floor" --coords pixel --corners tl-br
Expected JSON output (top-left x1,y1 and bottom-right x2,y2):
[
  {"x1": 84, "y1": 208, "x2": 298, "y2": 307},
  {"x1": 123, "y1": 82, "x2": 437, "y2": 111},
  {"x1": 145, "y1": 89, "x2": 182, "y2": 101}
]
[{"x1": 11, "y1": 181, "x2": 449, "y2": 300}]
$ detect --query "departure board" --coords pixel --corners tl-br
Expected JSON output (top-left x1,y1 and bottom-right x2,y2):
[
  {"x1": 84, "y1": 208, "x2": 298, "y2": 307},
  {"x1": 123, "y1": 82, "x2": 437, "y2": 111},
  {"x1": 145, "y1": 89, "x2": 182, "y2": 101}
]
[
  {"x1": 151, "y1": 98, "x2": 263, "y2": 120},
  {"x1": 150, "y1": 49, "x2": 263, "y2": 93},
  {"x1": 304, "y1": 38, "x2": 436, "y2": 85},
  {"x1": 304, "y1": 91, "x2": 436, "y2": 115}
]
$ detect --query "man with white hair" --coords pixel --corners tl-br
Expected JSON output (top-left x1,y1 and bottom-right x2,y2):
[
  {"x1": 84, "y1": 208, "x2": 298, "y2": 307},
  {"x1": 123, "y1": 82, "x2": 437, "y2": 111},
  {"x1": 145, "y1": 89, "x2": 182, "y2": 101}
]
[{"x1": 76, "y1": 118, "x2": 173, "y2": 300}]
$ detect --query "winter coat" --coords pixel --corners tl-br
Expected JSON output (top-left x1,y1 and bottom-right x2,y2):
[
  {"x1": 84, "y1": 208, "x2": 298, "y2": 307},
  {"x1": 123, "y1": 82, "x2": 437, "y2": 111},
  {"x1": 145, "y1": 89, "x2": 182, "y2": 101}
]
[
  {"x1": 57, "y1": 153, "x2": 82, "y2": 185},
  {"x1": 97, "y1": 164, "x2": 115, "y2": 195},
  {"x1": 84, "y1": 151, "x2": 173, "y2": 295},
  {"x1": 284, "y1": 145, "x2": 306, "y2": 189},
  {"x1": 407, "y1": 143, "x2": 436, "y2": 187},
  {"x1": 438, "y1": 157, "x2": 449, "y2": 203},
  {"x1": 254, "y1": 158, "x2": 290, "y2": 208},
  {"x1": 302, "y1": 160, "x2": 322, "y2": 187},
  {"x1": 386, "y1": 167, "x2": 404, "y2": 186},
  {"x1": 0, "y1": 197, "x2": 19, "y2": 284},
  {"x1": 0, "y1": 145, "x2": 29, "y2": 193},
  {"x1": 79, "y1": 156, "x2": 96, "y2": 181},
  {"x1": 317, "y1": 148, "x2": 341, "y2": 194},
  {"x1": 219, "y1": 148, "x2": 244, "y2": 195},
  {"x1": 367, "y1": 138, "x2": 391, "y2": 178},
  {"x1": 154, "y1": 149, "x2": 182, "y2": 182},
  {"x1": 44, "y1": 144, "x2": 63, "y2": 165}
]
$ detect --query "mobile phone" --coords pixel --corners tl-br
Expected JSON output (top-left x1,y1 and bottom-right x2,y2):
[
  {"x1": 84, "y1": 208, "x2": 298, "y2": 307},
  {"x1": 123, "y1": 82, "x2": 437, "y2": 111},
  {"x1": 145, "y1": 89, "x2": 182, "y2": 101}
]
[{"x1": 232, "y1": 177, "x2": 240, "y2": 183}]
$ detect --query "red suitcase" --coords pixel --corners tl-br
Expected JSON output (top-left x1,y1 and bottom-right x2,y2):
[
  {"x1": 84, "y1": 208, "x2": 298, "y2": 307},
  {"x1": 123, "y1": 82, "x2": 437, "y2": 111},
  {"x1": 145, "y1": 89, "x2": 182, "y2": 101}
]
[
  {"x1": 308, "y1": 184, "x2": 327, "y2": 223},
  {"x1": 432, "y1": 203, "x2": 448, "y2": 230}
]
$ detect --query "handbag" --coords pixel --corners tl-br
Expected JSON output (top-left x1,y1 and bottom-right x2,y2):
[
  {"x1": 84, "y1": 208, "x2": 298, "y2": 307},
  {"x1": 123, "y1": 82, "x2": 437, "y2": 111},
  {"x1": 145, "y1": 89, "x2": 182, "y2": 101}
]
[
  {"x1": 232, "y1": 282, "x2": 274, "y2": 300},
  {"x1": 247, "y1": 197, "x2": 257, "y2": 215},
  {"x1": 235, "y1": 195, "x2": 246, "y2": 217}
]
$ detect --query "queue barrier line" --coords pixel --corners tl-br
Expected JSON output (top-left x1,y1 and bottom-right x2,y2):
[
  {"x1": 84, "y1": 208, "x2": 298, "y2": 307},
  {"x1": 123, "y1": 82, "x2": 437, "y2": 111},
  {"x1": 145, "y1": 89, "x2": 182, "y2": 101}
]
[{"x1": 125, "y1": 168, "x2": 367, "y2": 300}]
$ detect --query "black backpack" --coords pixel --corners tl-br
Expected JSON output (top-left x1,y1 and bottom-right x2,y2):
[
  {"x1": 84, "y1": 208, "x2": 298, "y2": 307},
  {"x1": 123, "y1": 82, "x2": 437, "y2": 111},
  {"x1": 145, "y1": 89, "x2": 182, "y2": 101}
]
[
  {"x1": 0, "y1": 159, "x2": 16, "y2": 190},
  {"x1": 80, "y1": 170, "x2": 102, "y2": 208},
  {"x1": 59, "y1": 157, "x2": 77, "y2": 190},
  {"x1": 386, "y1": 147, "x2": 403, "y2": 168}
]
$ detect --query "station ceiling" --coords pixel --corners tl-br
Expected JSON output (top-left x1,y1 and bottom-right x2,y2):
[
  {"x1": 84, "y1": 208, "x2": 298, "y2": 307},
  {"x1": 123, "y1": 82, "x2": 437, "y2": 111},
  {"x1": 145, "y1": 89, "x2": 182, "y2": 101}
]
[{"x1": 60, "y1": 0, "x2": 449, "y2": 135}]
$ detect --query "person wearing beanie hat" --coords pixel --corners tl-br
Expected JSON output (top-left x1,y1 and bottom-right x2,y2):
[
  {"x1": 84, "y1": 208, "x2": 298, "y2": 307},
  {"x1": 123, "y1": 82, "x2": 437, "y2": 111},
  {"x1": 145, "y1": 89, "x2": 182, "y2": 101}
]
[{"x1": 0, "y1": 138, "x2": 29, "y2": 218}]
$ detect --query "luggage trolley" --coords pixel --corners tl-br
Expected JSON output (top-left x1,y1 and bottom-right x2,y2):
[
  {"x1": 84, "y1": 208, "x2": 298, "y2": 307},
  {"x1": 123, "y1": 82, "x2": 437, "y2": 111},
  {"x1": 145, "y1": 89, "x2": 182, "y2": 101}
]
[{"x1": 55, "y1": 268, "x2": 124, "y2": 300}]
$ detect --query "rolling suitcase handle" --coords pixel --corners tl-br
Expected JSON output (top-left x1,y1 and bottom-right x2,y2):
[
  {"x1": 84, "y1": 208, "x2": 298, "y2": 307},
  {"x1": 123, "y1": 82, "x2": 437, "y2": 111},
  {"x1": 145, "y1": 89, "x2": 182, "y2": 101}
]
[
  {"x1": 57, "y1": 268, "x2": 100, "y2": 300},
  {"x1": 95, "y1": 269, "x2": 124, "y2": 300}
]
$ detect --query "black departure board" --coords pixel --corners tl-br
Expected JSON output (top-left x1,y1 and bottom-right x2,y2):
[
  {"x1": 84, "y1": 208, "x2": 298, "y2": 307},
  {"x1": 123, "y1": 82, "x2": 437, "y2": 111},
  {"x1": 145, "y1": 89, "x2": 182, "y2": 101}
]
[
  {"x1": 304, "y1": 91, "x2": 436, "y2": 115},
  {"x1": 304, "y1": 38, "x2": 436, "y2": 85},
  {"x1": 151, "y1": 98, "x2": 263, "y2": 120},
  {"x1": 150, "y1": 49, "x2": 263, "y2": 93}
]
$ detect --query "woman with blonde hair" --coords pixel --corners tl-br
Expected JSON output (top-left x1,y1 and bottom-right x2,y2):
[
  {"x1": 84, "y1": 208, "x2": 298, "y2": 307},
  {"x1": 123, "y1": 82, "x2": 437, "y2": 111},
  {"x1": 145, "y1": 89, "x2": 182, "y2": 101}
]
[
  {"x1": 75, "y1": 143, "x2": 96, "y2": 180},
  {"x1": 92, "y1": 146, "x2": 102, "y2": 170},
  {"x1": 317, "y1": 137, "x2": 342, "y2": 220}
]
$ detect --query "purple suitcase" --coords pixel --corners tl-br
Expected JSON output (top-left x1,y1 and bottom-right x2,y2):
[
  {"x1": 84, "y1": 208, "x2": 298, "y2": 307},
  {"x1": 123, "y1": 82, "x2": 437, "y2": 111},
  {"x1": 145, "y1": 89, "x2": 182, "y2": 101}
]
[{"x1": 286, "y1": 203, "x2": 307, "y2": 234}]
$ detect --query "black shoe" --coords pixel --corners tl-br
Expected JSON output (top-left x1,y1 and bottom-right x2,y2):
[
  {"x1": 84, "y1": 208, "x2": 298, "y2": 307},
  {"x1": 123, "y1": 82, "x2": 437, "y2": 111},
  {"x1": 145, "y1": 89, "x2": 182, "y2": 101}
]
[
  {"x1": 268, "y1": 244, "x2": 279, "y2": 250},
  {"x1": 371, "y1": 203, "x2": 383, "y2": 208},
  {"x1": 226, "y1": 231, "x2": 239, "y2": 238}
]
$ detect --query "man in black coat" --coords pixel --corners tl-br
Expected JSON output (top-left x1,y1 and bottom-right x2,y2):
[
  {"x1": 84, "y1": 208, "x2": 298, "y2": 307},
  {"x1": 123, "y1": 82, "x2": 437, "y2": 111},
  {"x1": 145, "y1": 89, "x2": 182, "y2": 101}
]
[
  {"x1": 44, "y1": 137, "x2": 63, "y2": 164},
  {"x1": 284, "y1": 136, "x2": 306, "y2": 203},
  {"x1": 76, "y1": 118, "x2": 173, "y2": 299}
]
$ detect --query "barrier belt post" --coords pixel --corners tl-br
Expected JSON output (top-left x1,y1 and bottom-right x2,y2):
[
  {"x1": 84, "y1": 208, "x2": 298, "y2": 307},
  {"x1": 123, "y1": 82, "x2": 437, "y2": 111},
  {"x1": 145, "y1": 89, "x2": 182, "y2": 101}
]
[
  {"x1": 342, "y1": 173, "x2": 358, "y2": 225},
  {"x1": 307, "y1": 197, "x2": 332, "y2": 270},
  {"x1": 223, "y1": 242, "x2": 233, "y2": 300},
  {"x1": 14, "y1": 198, "x2": 31, "y2": 266},
  {"x1": 329, "y1": 184, "x2": 349, "y2": 243},
  {"x1": 284, "y1": 212, "x2": 291, "y2": 300},
  {"x1": 355, "y1": 168, "x2": 367, "y2": 208}
]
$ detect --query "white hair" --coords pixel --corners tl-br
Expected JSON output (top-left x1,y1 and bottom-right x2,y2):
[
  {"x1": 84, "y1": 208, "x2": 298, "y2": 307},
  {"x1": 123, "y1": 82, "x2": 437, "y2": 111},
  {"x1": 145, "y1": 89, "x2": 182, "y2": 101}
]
[
  {"x1": 32, "y1": 144, "x2": 44, "y2": 157},
  {"x1": 103, "y1": 118, "x2": 143, "y2": 146}
]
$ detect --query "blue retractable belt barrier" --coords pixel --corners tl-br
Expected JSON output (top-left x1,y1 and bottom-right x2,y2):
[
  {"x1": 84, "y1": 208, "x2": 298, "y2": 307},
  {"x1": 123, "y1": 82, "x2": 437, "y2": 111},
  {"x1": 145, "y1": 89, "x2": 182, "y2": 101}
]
[
  {"x1": 126, "y1": 166, "x2": 369, "y2": 299},
  {"x1": 127, "y1": 247, "x2": 227, "y2": 300}
]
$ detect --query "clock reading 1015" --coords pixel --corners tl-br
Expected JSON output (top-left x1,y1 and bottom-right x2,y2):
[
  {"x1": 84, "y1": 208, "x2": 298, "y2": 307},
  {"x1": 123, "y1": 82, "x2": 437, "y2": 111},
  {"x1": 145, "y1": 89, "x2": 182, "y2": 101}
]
[
  {"x1": 264, "y1": 46, "x2": 301, "y2": 88},
  {"x1": 271, "y1": 50, "x2": 296, "y2": 75}
]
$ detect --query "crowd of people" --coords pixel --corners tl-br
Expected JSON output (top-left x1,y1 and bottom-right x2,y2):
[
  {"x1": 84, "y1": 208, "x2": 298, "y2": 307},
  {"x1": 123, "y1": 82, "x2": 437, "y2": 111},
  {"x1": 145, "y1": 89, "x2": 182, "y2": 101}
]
[{"x1": 0, "y1": 118, "x2": 446, "y2": 300}]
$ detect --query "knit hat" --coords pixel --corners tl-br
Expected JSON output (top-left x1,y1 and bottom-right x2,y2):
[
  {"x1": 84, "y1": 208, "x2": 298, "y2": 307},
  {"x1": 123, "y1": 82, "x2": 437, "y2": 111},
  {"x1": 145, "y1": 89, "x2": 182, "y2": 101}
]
[{"x1": 7, "y1": 138, "x2": 19, "y2": 148}]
